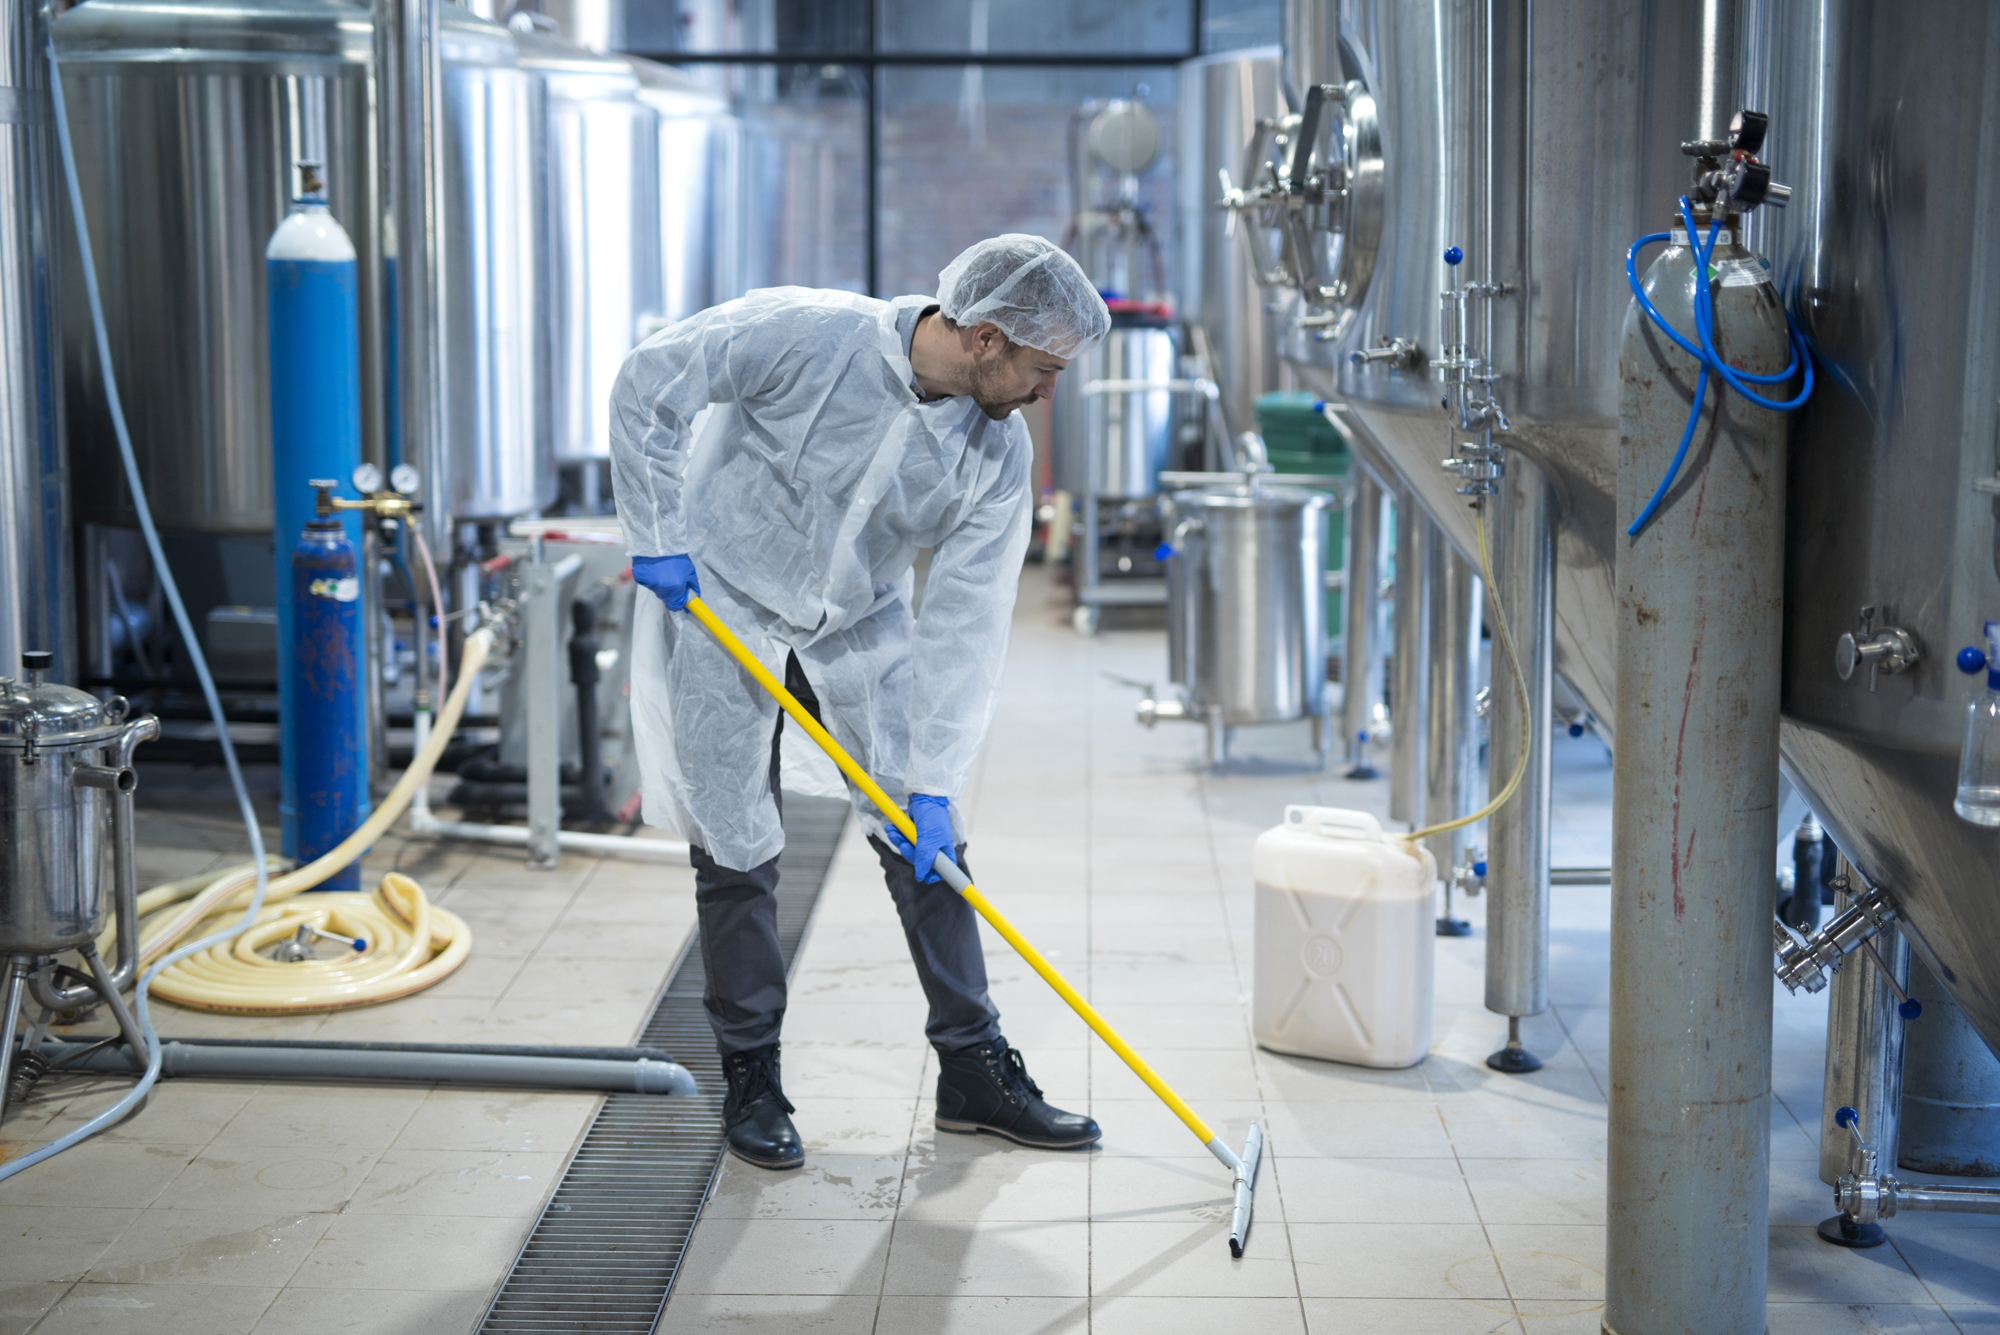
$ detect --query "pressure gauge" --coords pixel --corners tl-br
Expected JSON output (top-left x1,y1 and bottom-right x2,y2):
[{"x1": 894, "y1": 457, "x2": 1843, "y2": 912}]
[
  {"x1": 390, "y1": 463, "x2": 421, "y2": 496},
  {"x1": 351, "y1": 462, "x2": 383, "y2": 495}
]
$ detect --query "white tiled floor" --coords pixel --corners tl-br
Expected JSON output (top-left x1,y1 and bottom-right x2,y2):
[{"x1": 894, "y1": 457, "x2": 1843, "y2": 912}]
[{"x1": 2, "y1": 564, "x2": 1995, "y2": 1334}]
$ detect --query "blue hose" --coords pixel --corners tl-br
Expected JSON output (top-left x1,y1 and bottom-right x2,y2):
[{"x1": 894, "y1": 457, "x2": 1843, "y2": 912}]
[
  {"x1": 2, "y1": 35, "x2": 276, "y2": 1182},
  {"x1": 1623, "y1": 197, "x2": 1814, "y2": 536}
]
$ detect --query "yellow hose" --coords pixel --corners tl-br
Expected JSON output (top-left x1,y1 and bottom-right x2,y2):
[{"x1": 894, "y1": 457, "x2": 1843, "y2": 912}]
[
  {"x1": 1403, "y1": 501, "x2": 1533, "y2": 845},
  {"x1": 684, "y1": 594, "x2": 1224, "y2": 1151},
  {"x1": 104, "y1": 626, "x2": 497, "y2": 1013}
]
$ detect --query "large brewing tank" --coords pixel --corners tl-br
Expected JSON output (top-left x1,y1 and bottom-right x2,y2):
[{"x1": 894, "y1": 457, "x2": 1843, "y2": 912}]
[
  {"x1": 1086, "y1": 324, "x2": 1177, "y2": 499},
  {"x1": 1756, "y1": 0, "x2": 2000, "y2": 1059},
  {"x1": 54, "y1": 0, "x2": 381, "y2": 535},
  {"x1": 1176, "y1": 46, "x2": 1283, "y2": 441},
  {"x1": 1307, "y1": 0, "x2": 1716, "y2": 735},
  {"x1": 435, "y1": 8, "x2": 553, "y2": 520},
  {"x1": 634, "y1": 60, "x2": 737, "y2": 324},
  {"x1": 514, "y1": 30, "x2": 658, "y2": 468}
]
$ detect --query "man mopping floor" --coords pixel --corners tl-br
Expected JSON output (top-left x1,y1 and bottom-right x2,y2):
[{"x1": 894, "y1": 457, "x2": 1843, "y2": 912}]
[{"x1": 611, "y1": 236, "x2": 1111, "y2": 1171}]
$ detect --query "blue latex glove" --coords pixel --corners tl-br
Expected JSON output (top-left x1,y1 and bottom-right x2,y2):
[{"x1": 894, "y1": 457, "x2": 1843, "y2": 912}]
[
  {"x1": 632, "y1": 553, "x2": 700, "y2": 611},
  {"x1": 885, "y1": 794, "x2": 955, "y2": 884}
]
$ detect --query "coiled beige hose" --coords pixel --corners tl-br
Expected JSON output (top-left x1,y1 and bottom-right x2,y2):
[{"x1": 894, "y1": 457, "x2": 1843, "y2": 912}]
[{"x1": 103, "y1": 626, "x2": 496, "y2": 1014}]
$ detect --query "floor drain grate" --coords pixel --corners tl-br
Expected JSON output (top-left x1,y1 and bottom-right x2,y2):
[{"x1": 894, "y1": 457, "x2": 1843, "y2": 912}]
[{"x1": 476, "y1": 796, "x2": 850, "y2": 1334}]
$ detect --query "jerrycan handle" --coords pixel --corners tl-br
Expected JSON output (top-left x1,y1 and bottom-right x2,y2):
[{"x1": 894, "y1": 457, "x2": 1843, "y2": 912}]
[{"x1": 1284, "y1": 806, "x2": 1384, "y2": 842}]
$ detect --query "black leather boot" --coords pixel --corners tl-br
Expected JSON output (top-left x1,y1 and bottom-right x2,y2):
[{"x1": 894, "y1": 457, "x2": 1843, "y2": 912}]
[
  {"x1": 935, "y1": 1036, "x2": 1100, "y2": 1149},
  {"x1": 721, "y1": 1043, "x2": 803, "y2": 1170}
]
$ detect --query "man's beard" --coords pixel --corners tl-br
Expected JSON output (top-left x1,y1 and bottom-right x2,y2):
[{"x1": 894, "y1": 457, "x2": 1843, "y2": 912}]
[{"x1": 968, "y1": 356, "x2": 1032, "y2": 421}]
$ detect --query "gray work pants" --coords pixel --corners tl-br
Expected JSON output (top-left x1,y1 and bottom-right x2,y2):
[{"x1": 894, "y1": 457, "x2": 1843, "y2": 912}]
[{"x1": 690, "y1": 653, "x2": 1002, "y2": 1057}]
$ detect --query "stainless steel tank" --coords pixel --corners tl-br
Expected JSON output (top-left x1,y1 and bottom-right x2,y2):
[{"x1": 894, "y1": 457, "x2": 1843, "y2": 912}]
[
  {"x1": 55, "y1": 0, "x2": 381, "y2": 535},
  {"x1": 436, "y1": 8, "x2": 553, "y2": 520},
  {"x1": 1755, "y1": 0, "x2": 2000, "y2": 1060},
  {"x1": 0, "y1": 670, "x2": 152, "y2": 955},
  {"x1": 1311, "y1": 0, "x2": 1718, "y2": 735},
  {"x1": 1085, "y1": 325, "x2": 1177, "y2": 499},
  {"x1": 515, "y1": 31, "x2": 657, "y2": 467},
  {"x1": 1176, "y1": 47, "x2": 1283, "y2": 442},
  {"x1": 1162, "y1": 483, "x2": 1330, "y2": 737},
  {"x1": 635, "y1": 60, "x2": 733, "y2": 324}
]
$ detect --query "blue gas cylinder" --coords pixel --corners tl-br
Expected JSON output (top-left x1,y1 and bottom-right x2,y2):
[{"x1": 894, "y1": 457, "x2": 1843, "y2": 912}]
[
  {"x1": 290, "y1": 516, "x2": 364, "y2": 893},
  {"x1": 269, "y1": 168, "x2": 366, "y2": 869}
]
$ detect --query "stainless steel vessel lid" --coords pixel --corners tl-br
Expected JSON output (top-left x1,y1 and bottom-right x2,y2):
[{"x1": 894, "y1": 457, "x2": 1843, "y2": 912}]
[
  {"x1": 1167, "y1": 482, "x2": 1333, "y2": 511},
  {"x1": 0, "y1": 659, "x2": 123, "y2": 742}
]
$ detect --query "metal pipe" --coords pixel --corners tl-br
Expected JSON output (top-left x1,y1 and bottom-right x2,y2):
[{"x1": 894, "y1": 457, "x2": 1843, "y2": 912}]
[
  {"x1": 1550, "y1": 867, "x2": 1609, "y2": 886},
  {"x1": 0, "y1": 0, "x2": 74, "y2": 681},
  {"x1": 1485, "y1": 458, "x2": 1553, "y2": 1034},
  {"x1": 1421, "y1": 535, "x2": 1476, "y2": 875},
  {"x1": 45, "y1": 1039, "x2": 698, "y2": 1095},
  {"x1": 1341, "y1": 468, "x2": 1384, "y2": 777},
  {"x1": 1388, "y1": 495, "x2": 1429, "y2": 825},
  {"x1": 1694, "y1": 0, "x2": 1742, "y2": 143},
  {"x1": 1885, "y1": 1181, "x2": 2000, "y2": 1216},
  {"x1": 1607, "y1": 185, "x2": 1788, "y2": 1334},
  {"x1": 409, "y1": 808, "x2": 691, "y2": 863},
  {"x1": 379, "y1": 0, "x2": 450, "y2": 560},
  {"x1": 1819, "y1": 877, "x2": 1911, "y2": 1188}
]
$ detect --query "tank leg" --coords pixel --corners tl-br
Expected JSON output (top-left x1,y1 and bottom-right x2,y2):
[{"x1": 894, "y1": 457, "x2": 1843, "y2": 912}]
[
  {"x1": 0, "y1": 957, "x2": 29, "y2": 1124},
  {"x1": 1388, "y1": 496, "x2": 1430, "y2": 824},
  {"x1": 1207, "y1": 705, "x2": 1229, "y2": 767},
  {"x1": 1342, "y1": 470, "x2": 1385, "y2": 779},
  {"x1": 1485, "y1": 459, "x2": 1555, "y2": 1075}
]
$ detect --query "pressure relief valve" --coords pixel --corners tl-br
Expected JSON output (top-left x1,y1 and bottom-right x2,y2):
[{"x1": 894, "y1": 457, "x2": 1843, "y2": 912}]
[{"x1": 1952, "y1": 620, "x2": 2000, "y2": 827}]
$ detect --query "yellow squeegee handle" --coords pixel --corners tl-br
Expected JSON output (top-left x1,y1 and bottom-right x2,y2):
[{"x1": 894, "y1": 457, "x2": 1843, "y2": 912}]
[{"x1": 684, "y1": 593, "x2": 1220, "y2": 1152}]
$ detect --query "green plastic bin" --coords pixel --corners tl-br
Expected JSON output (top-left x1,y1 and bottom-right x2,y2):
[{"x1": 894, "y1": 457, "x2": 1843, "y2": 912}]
[{"x1": 1255, "y1": 392, "x2": 1349, "y2": 641}]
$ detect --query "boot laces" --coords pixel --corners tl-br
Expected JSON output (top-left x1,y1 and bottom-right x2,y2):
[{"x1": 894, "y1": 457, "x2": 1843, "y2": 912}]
[
  {"x1": 999, "y1": 1046, "x2": 1043, "y2": 1103},
  {"x1": 728, "y1": 1051, "x2": 796, "y2": 1116}
]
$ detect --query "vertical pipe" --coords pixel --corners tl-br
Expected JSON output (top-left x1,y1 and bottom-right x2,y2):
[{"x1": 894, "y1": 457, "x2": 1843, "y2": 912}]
[
  {"x1": 1818, "y1": 890, "x2": 1910, "y2": 1187},
  {"x1": 523, "y1": 553, "x2": 561, "y2": 868},
  {"x1": 379, "y1": 0, "x2": 450, "y2": 562},
  {"x1": 1421, "y1": 537, "x2": 1476, "y2": 875},
  {"x1": 1485, "y1": 458, "x2": 1553, "y2": 1028},
  {"x1": 1695, "y1": 0, "x2": 1743, "y2": 142},
  {"x1": 0, "y1": 0, "x2": 74, "y2": 680},
  {"x1": 1607, "y1": 225, "x2": 1787, "y2": 1333},
  {"x1": 1341, "y1": 469, "x2": 1383, "y2": 777},
  {"x1": 1389, "y1": 495, "x2": 1429, "y2": 826}
]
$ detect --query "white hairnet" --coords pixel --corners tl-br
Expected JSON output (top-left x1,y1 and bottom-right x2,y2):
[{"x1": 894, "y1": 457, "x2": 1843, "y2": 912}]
[{"x1": 936, "y1": 234, "x2": 1111, "y2": 360}]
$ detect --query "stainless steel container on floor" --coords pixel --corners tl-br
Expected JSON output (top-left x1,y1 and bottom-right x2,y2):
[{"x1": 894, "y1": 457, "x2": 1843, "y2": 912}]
[{"x1": 1162, "y1": 482, "x2": 1331, "y2": 764}]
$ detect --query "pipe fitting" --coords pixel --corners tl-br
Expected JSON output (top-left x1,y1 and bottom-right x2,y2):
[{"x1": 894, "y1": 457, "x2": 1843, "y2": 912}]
[{"x1": 1775, "y1": 883, "x2": 1898, "y2": 993}]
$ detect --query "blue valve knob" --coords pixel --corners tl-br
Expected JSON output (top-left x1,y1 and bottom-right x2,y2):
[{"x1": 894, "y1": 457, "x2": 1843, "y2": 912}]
[
  {"x1": 1958, "y1": 646, "x2": 1988, "y2": 675},
  {"x1": 1311, "y1": 399, "x2": 1327, "y2": 412},
  {"x1": 1899, "y1": 999, "x2": 1923, "y2": 1021},
  {"x1": 1835, "y1": 1105, "x2": 1860, "y2": 1129},
  {"x1": 1472, "y1": 860, "x2": 1488, "y2": 877},
  {"x1": 1355, "y1": 730, "x2": 1368, "y2": 742},
  {"x1": 1444, "y1": 246, "x2": 1464, "y2": 266},
  {"x1": 1567, "y1": 722, "x2": 1586, "y2": 737},
  {"x1": 1153, "y1": 543, "x2": 1174, "y2": 561}
]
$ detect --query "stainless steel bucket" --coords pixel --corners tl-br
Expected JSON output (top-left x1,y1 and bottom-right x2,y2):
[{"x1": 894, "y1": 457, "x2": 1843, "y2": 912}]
[{"x1": 1162, "y1": 483, "x2": 1331, "y2": 758}]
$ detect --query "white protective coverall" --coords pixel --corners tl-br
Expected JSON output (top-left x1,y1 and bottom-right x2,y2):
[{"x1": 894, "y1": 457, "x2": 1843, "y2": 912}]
[{"x1": 611, "y1": 287, "x2": 1032, "y2": 871}]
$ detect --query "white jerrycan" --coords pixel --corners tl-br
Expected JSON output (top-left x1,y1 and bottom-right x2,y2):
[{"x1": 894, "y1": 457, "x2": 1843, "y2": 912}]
[{"x1": 1252, "y1": 806, "x2": 1436, "y2": 1069}]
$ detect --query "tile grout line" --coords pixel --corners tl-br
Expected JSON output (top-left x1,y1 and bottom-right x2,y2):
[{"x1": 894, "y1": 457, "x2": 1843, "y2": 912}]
[
  {"x1": 1428, "y1": 1066, "x2": 1531, "y2": 1334},
  {"x1": 1084, "y1": 625, "x2": 1096, "y2": 1332}
]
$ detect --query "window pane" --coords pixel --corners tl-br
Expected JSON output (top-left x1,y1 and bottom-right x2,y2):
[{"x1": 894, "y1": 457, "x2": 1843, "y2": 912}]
[
  {"x1": 879, "y1": 0, "x2": 1194, "y2": 57},
  {"x1": 876, "y1": 66, "x2": 1178, "y2": 303},
  {"x1": 662, "y1": 0, "x2": 871, "y2": 56},
  {"x1": 1202, "y1": 0, "x2": 1280, "y2": 54}
]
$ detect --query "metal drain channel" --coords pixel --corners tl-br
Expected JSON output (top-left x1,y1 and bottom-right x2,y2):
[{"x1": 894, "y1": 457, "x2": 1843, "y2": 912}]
[{"x1": 477, "y1": 796, "x2": 850, "y2": 1334}]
